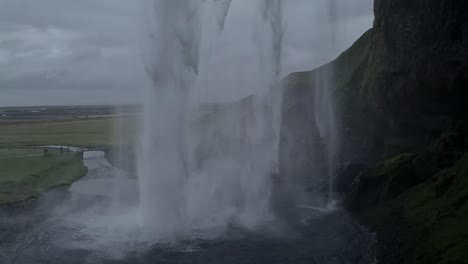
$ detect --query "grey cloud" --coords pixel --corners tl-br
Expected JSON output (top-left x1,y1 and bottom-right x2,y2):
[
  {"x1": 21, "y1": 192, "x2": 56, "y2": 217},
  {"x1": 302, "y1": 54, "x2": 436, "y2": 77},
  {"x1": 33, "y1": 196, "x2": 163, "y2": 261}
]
[
  {"x1": 0, "y1": 0, "x2": 147, "y2": 105},
  {"x1": 0, "y1": 0, "x2": 374, "y2": 106},
  {"x1": 0, "y1": 0, "x2": 140, "y2": 32}
]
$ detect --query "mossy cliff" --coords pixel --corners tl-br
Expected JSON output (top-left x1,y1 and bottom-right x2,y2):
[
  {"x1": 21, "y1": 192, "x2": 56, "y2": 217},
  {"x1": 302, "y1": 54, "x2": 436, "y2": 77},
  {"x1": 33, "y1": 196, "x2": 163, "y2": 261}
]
[
  {"x1": 345, "y1": 133, "x2": 468, "y2": 263},
  {"x1": 281, "y1": 0, "x2": 468, "y2": 263}
]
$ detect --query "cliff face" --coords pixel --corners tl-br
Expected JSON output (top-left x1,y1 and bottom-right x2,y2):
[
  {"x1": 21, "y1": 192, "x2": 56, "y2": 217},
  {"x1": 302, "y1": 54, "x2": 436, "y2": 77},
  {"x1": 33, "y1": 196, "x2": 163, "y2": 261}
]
[
  {"x1": 344, "y1": 1, "x2": 468, "y2": 263},
  {"x1": 281, "y1": 0, "x2": 468, "y2": 179},
  {"x1": 365, "y1": 0, "x2": 468, "y2": 155},
  {"x1": 281, "y1": 28, "x2": 381, "y2": 171},
  {"x1": 282, "y1": 0, "x2": 468, "y2": 263}
]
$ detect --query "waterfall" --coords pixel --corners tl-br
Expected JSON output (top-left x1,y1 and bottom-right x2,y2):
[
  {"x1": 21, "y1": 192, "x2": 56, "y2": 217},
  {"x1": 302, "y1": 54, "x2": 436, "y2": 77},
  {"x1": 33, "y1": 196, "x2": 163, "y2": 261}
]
[
  {"x1": 314, "y1": 69, "x2": 339, "y2": 203},
  {"x1": 139, "y1": 0, "x2": 202, "y2": 240},
  {"x1": 138, "y1": 0, "x2": 284, "y2": 241},
  {"x1": 211, "y1": 0, "x2": 233, "y2": 31},
  {"x1": 314, "y1": 0, "x2": 340, "y2": 202}
]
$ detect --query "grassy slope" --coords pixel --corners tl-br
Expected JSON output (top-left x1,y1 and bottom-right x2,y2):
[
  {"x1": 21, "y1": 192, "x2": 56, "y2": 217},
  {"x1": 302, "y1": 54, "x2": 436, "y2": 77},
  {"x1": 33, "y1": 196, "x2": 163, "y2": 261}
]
[{"x1": 0, "y1": 152, "x2": 87, "y2": 205}]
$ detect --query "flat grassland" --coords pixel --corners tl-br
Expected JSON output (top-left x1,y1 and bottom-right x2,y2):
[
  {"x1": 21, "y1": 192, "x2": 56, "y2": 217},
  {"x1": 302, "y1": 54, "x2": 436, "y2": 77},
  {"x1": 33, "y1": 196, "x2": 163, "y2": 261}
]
[
  {"x1": 0, "y1": 152, "x2": 87, "y2": 204},
  {"x1": 0, "y1": 118, "x2": 114, "y2": 148},
  {"x1": 0, "y1": 109, "x2": 138, "y2": 205}
]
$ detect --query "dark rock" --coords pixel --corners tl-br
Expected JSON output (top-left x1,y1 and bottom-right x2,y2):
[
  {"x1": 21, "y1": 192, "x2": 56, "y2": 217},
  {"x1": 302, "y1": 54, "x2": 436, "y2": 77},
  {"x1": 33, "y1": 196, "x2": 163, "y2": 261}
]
[
  {"x1": 334, "y1": 163, "x2": 367, "y2": 194},
  {"x1": 344, "y1": 153, "x2": 418, "y2": 211},
  {"x1": 413, "y1": 132, "x2": 466, "y2": 176},
  {"x1": 365, "y1": 0, "x2": 468, "y2": 155}
]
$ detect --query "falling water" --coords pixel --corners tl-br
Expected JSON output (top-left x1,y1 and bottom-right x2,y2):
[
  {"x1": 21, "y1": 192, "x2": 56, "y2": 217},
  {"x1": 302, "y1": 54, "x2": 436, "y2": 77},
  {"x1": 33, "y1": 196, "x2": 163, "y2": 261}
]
[
  {"x1": 314, "y1": 69, "x2": 339, "y2": 203},
  {"x1": 314, "y1": 0, "x2": 340, "y2": 203},
  {"x1": 211, "y1": 0, "x2": 233, "y2": 31},
  {"x1": 139, "y1": 0, "x2": 202, "y2": 240},
  {"x1": 0, "y1": 2, "x2": 380, "y2": 262},
  {"x1": 138, "y1": 0, "x2": 284, "y2": 241}
]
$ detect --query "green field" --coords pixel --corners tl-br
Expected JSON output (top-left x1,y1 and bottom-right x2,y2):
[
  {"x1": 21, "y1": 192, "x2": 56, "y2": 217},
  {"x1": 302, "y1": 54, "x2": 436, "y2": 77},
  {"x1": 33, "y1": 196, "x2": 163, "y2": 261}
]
[
  {"x1": 0, "y1": 118, "x2": 114, "y2": 148},
  {"x1": 0, "y1": 152, "x2": 87, "y2": 205},
  {"x1": 0, "y1": 148, "x2": 59, "y2": 157},
  {"x1": 0, "y1": 117, "x2": 137, "y2": 205}
]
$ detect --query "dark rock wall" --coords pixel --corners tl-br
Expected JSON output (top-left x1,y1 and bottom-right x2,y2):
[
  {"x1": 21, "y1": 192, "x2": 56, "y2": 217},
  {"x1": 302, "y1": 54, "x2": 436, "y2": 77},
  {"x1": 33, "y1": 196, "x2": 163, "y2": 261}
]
[
  {"x1": 281, "y1": 1, "x2": 468, "y2": 263},
  {"x1": 335, "y1": 1, "x2": 468, "y2": 263},
  {"x1": 281, "y1": 0, "x2": 468, "y2": 175},
  {"x1": 330, "y1": 29, "x2": 385, "y2": 164},
  {"x1": 366, "y1": 0, "x2": 468, "y2": 155}
]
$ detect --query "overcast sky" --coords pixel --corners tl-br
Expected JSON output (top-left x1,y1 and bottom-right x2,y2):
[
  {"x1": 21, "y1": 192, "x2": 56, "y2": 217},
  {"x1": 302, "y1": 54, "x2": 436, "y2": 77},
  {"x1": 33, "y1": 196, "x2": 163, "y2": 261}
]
[{"x1": 0, "y1": 0, "x2": 373, "y2": 106}]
